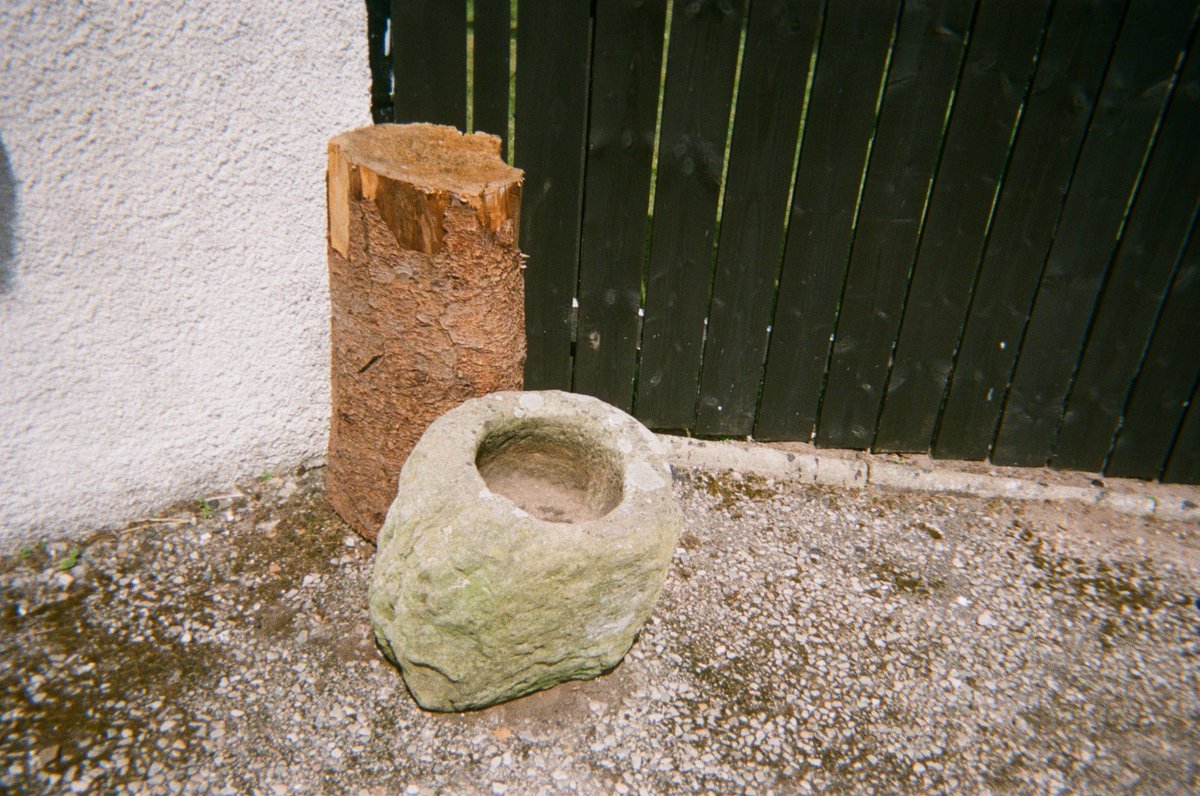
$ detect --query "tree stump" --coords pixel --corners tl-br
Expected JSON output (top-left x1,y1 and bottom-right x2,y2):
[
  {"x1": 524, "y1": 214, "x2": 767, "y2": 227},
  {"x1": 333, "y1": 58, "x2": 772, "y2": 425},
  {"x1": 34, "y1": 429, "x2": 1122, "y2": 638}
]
[{"x1": 326, "y1": 123, "x2": 525, "y2": 541}]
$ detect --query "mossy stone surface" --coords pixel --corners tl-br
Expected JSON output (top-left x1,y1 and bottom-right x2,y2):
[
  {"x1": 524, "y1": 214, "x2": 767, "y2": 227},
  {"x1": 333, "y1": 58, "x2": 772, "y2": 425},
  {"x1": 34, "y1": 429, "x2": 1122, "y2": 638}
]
[{"x1": 369, "y1": 391, "x2": 681, "y2": 711}]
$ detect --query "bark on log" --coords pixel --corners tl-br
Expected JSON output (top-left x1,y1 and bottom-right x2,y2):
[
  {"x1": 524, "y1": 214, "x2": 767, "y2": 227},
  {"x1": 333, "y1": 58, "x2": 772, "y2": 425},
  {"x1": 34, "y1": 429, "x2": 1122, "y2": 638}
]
[{"x1": 327, "y1": 123, "x2": 525, "y2": 540}]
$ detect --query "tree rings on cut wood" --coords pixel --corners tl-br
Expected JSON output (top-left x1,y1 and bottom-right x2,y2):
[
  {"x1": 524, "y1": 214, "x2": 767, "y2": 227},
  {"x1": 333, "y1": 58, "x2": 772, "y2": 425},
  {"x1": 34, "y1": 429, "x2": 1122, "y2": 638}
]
[{"x1": 326, "y1": 123, "x2": 525, "y2": 541}]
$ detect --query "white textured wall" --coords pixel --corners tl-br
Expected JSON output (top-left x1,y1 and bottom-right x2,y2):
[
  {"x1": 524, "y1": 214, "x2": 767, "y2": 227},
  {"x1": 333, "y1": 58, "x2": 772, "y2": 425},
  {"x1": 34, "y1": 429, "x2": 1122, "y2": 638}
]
[{"x1": 0, "y1": 1, "x2": 370, "y2": 544}]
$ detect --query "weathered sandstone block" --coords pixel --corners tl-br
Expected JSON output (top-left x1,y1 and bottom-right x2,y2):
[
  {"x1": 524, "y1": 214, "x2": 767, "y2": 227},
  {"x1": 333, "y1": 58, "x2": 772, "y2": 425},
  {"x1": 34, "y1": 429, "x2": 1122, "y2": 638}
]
[{"x1": 369, "y1": 391, "x2": 681, "y2": 711}]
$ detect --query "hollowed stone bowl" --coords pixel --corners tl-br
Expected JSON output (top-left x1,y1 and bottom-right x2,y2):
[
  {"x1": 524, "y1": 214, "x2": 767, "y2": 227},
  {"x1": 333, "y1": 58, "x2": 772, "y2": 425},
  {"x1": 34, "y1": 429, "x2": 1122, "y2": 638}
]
[{"x1": 368, "y1": 390, "x2": 681, "y2": 711}]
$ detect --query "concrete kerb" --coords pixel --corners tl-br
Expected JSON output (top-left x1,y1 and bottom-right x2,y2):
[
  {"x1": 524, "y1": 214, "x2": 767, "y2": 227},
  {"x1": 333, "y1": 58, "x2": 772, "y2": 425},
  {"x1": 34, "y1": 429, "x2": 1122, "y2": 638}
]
[{"x1": 657, "y1": 435, "x2": 1198, "y2": 524}]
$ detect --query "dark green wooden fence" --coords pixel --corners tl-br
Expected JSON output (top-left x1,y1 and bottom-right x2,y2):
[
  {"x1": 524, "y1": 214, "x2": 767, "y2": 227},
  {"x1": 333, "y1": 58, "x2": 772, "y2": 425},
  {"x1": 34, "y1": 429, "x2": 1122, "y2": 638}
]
[{"x1": 367, "y1": 0, "x2": 1200, "y2": 484}]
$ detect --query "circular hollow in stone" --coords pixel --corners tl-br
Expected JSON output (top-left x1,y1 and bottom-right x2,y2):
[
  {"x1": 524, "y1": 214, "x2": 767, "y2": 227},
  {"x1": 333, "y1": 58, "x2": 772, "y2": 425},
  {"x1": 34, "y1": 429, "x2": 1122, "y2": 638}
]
[{"x1": 475, "y1": 419, "x2": 623, "y2": 523}]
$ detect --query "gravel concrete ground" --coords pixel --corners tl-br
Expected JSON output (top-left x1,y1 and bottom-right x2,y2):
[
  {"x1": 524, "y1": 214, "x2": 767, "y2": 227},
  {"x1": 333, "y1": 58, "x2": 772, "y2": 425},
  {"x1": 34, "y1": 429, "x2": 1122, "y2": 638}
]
[{"x1": 2, "y1": 463, "x2": 1198, "y2": 794}]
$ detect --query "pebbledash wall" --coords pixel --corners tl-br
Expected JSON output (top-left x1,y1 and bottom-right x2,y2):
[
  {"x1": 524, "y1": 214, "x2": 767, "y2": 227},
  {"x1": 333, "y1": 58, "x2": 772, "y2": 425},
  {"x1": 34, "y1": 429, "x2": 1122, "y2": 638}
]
[{"x1": 0, "y1": 2, "x2": 370, "y2": 544}]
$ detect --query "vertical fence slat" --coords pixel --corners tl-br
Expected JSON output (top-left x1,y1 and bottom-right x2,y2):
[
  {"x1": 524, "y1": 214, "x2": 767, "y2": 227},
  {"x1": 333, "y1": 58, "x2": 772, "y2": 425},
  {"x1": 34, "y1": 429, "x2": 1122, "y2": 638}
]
[
  {"x1": 635, "y1": 0, "x2": 744, "y2": 430},
  {"x1": 1106, "y1": 229, "x2": 1200, "y2": 480},
  {"x1": 1054, "y1": 39, "x2": 1200, "y2": 472},
  {"x1": 932, "y1": 0, "x2": 1127, "y2": 462},
  {"x1": 991, "y1": 0, "x2": 1198, "y2": 467},
  {"x1": 392, "y1": 0, "x2": 468, "y2": 128},
  {"x1": 814, "y1": 0, "x2": 974, "y2": 450},
  {"x1": 367, "y1": 0, "x2": 394, "y2": 123},
  {"x1": 573, "y1": 0, "x2": 669, "y2": 411},
  {"x1": 755, "y1": 0, "x2": 901, "y2": 441},
  {"x1": 694, "y1": 0, "x2": 823, "y2": 436},
  {"x1": 473, "y1": 0, "x2": 512, "y2": 156},
  {"x1": 873, "y1": 0, "x2": 1051, "y2": 452},
  {"x1": 514, "y1": 0, "x2": 593, "y2": 389},
  {"x1": 1162, "y1": 381, "x2": 1200, "y2": 484}
]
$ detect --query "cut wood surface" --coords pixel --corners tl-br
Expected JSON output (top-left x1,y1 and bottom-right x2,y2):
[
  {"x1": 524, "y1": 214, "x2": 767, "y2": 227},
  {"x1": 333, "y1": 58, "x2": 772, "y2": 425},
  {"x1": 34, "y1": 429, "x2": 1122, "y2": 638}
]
[{"x1": 327, "y1": 123, "x2": 525, "y2": 540}]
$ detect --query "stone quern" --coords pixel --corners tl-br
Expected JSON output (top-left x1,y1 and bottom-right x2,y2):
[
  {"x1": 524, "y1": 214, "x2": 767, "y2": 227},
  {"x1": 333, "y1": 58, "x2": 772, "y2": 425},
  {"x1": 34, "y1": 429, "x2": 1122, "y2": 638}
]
[{"x1": 369, "y1": 391, "x2": 682, "y2": 711}]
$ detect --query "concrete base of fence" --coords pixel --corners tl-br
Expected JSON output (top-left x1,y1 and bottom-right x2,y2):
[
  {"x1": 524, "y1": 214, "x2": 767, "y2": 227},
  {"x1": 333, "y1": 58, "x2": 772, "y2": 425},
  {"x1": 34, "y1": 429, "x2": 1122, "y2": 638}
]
[
  {"x1": 658, "y1": 435, "x2": 1200, "y2": 523},
  {"x1": 326, "y1": 123, "x2": 525, "y2": 541}
]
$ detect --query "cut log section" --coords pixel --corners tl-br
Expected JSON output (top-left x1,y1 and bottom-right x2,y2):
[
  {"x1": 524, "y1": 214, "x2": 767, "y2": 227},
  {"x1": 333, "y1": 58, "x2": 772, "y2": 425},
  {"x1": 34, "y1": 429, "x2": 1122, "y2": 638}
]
[{"x1": 327, "y1": 123, "x2": 525, "y2": 540}]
